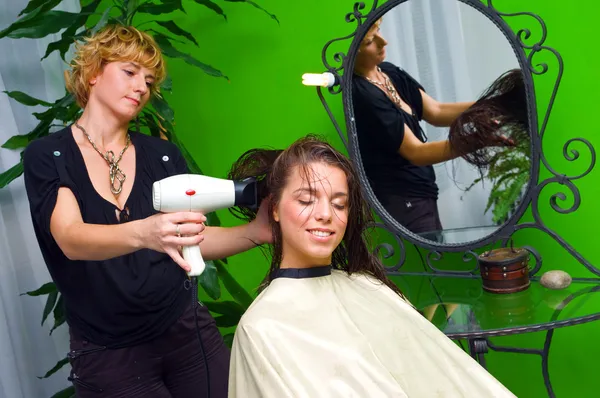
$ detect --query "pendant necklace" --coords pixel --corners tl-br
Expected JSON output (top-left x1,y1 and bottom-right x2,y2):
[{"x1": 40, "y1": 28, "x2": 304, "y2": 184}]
[
  {"x1": 74, "y1": 122, "x2": 131, "y2": 195},
  {"x1": 364, "y1": 67, "x2": 404, "y2": 107}
]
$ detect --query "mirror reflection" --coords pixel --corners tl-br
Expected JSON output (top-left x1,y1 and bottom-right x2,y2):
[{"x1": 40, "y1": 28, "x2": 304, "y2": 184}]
[{"x1": 351, "y1": 0, "x2": 531, "y2": 244}]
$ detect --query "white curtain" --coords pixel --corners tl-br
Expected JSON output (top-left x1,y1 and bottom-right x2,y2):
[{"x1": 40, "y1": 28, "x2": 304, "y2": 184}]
[
  {"x1": 0, "y1": 0, "x2": 80, "y2": 397},
  {"x1": 380, "y1": 0, "x2": 519, "y2": 239}
]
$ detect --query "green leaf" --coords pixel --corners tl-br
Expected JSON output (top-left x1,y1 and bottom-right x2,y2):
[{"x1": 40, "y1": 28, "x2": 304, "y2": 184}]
[
  {"x1": 50, "y1": 385, "x2": 75, "y2": 398},
  {"x1": 41, "y1": 291, "x2": 59, "y2": 326},
  {"x1": 222, "y1": 332, "x2": 235, "y2": 348},
  {"x1": 214, "y1": 260, "x2": 254, "y2": 308},
  {"x1": 161, "y1": 74, "x2": 173, "y2": 93},
  {"x1": 141, "y1": 111, "x2": 164, "y2": 139},
  {"x1": 154, "y1": 21, "x2": 198, "y2": 46},
  {"x1": 204, "y1": 300, "x2": 244, "y2": 317},
  {"x1": 192, "y1": 0, "x2": 227, "y2": 20},
  {"x1": 153, "y1": 34, "x2": 227, "y2": 79},
  {"x1": 38, "y1": 356, "x2": 69, "y2": 379},
  {"x1": 146, "y1": 97, "x2": 176, "y2": 137},
  {"x1": 3, "y1": 90, "x2": 53, "y2": 107},
  {"x1": 214, "y1": 313, "x2": 241, "y2": 328},
  {"x1": 0, "y1": 160, "x2": 24, "y2": 189},
  {"x1": 18, "y1": 0, "x2": 63, "y2": 16},
  {"x1": 2, "y1": 133, "x2": 35, "y2": 150},
  {"x1": 150, "y1": 94, "x2": 174, "y2": 123},
  {"x1": 2, "y1": 119, "x2": 52, "y2": 150},
  {"x1": 20, "y1": 282, "x2": 57, "y2": 297},
  {"x1": 41, "y1": 23, "x2": 83, "y2": 61},
  {"x1": 91, "y1": 6, "x2": 114, "y2": 35},
  {"x1": 50, "y1": 315, "x2": 66, "y2": 335},
  {"x1": 50, "y1": 295, "x2": 65, "y2": 335},
  {"x1": 222, "y1": 0, "x2": 279, "y2": 25},
  {"x1": 4, "y1": 11, "x2": 90, "y2": 39},
  {"x1": 205, "y1": 212, "x2": 221, "y2": 227},
  {"x1": 40, "y1": 0, "x2": 102, "y2": 60},
  {"x1": 491, "y1": 173, "x2": 528, "y2": 223},
  {"x1": 198, "y1": 261, "x2": 221, "y2": 300},
  {"x1": 137, "y1": 0, "x2": 185, "y2": 15},
  {"x1": 126, "y1": 0, "x2": 139, "y2": 16},
  {"x1": 0, "y1": 7, "x2": 43, "y2": 39},
  {"x1": 41, "y1": 36, "x2": 76, "y2": 61},
  {"x1": 35, "y1": 94, "x2": 80, "y2": 124}
]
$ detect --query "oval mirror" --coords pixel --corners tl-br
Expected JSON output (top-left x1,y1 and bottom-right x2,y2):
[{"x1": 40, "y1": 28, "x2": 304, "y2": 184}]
[{"x1": 345, "y1": 0, "x2": 534, "y2": 248}]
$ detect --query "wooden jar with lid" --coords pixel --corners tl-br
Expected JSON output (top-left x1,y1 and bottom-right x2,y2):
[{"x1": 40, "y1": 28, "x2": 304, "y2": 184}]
[{"x1": 478, "y1": 247, "x2": 530, "y2": 294}]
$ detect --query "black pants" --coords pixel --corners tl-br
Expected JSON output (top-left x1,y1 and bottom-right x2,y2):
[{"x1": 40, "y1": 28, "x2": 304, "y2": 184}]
[
  {"x1": 67, "y1": 302, "x2": 230, "y2": 397},
  {"x1": 382, "y1": 195, "x2": 444, "y2": 242}
]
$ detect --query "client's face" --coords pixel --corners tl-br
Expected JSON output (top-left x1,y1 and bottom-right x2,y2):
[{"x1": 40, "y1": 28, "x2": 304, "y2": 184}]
[{"x1": 274, "y1": 162, "x2": 348, "y2": 268}]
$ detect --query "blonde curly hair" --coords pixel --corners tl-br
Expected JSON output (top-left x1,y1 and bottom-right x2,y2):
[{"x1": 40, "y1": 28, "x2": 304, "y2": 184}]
[{"x1": 65, "y1": 24, "x2": 167, "y2": 108}]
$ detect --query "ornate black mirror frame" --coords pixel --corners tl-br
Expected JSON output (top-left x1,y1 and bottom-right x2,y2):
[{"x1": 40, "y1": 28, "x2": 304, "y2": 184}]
[{"x1": 315, "y1": 0, "x2": 597, "y2": 278}]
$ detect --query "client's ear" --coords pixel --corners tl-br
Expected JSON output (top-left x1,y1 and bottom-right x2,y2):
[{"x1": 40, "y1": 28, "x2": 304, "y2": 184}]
[{"x1": 273, "y1": 208, "x2": 280, "y2": 222}]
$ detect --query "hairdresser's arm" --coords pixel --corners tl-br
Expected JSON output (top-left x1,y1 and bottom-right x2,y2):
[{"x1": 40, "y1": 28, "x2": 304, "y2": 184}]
[
  {"x1": 200, "y1": 198, "x2": 272, "y2": 261},
  {"x1": 420, "y1": 90, "x2": 474, "y2": 127},
  {"x1": 399, "y1": 115, "x2": 514, "y2": 166},
  {"x1": 50, "y1": 187, "x2": 205, "y2": 270},
  {"x1": 398, "y1": 124, "x2": 459, "y2": 167},
  {"x1": 200, "y1": 226, "x2": 262, "y2": 261}
]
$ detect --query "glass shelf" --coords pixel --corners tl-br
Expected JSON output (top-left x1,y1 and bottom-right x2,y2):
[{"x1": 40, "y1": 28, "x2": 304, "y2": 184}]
[
  {"x1": 416, "y1": 225, "x2": 502, "y2": 245},
  {"x1": 392, "y1": 274, "x2": 600, "y2": 338}
]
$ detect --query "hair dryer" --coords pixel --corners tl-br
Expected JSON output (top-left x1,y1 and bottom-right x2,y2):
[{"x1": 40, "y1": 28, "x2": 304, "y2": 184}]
[{"x1": 152, "y1": 174, "x2": 257, "y2": 276}]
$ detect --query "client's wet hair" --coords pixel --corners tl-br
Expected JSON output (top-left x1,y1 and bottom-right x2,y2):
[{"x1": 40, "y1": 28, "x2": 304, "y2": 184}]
[
  {"x1": 448, "y1": 68, "x2": 530, "y2": 169},
  {"x1": 228, "y1": 135, "x2": 403, "y2": 297}
]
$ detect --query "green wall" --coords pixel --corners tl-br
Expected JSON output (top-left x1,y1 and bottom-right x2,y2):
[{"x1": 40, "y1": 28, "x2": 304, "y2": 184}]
[
  {"x1": 165, "y1": 0, "x2": 599, "y2": 396},
  {"x1": 166, "y1": 0, "x2": 352, "y2": 294}
]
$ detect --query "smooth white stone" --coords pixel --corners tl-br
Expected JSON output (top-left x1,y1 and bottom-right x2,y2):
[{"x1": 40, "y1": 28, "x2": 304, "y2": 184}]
[{"x1": 540, "y1": 270, "x2": 572, "y2": 290}]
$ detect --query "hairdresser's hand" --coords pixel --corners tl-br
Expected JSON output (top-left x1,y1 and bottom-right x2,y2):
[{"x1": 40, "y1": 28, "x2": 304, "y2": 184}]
[
  {"x1": 140, "y1": 212, "x2": 207, "y2": 272},
  {"x1": 491, "y1": 119, "x2": 516, "y2": 147},
  {"x1": 248, "y1": 197, "x2": 273, "y2": 245},
  {"x1": 498, "y1": 135, "x2": 516, "y2": 146}
]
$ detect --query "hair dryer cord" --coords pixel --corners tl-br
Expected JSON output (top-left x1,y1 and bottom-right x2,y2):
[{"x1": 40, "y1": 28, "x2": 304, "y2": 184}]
[{"x1": 189, "y1": 276, "x2": 211, "y2": 397}]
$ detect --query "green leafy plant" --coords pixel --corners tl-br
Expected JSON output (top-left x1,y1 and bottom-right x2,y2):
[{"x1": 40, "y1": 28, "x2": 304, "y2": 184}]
[
  {"x1": 0, "y1": 0, "x2": 276, "y2": 396},
  {"x1": 462, "y1": 137, "x2": 531, "y2": 225}
]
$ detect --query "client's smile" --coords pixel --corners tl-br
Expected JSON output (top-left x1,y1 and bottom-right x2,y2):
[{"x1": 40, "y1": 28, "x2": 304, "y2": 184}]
[{"x1": 308, "y1": 229, "x2": 334, "y2": 237}]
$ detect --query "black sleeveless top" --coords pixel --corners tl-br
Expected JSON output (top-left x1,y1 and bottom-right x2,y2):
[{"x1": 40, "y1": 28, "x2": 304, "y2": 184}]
[
  {"x1": 22, "y1": 125, "x2": 192, "y2": 349},
  {"x1": 352, "y1": 62, "x2": 438, "y2": 200}
]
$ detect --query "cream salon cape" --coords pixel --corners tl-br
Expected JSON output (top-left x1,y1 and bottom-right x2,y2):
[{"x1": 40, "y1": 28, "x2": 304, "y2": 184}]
[{"x1": 229, "y1": 266, "x2": 516, "y2": 398}]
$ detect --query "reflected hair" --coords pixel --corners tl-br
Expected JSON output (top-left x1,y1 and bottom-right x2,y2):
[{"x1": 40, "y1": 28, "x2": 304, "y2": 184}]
[
  {"x1": 227, "y1": 134, "x2": 403, "y2": 297},
  {"x1": 448, "y1": 68, "x2": 529, "y2": 169},
  {"x1": 65, "y1": 24, "x2": 167, "y2": 108}
]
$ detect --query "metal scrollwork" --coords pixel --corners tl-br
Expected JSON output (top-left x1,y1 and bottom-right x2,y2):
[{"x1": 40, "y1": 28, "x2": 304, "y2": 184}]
[
  {"x1": 314, "y1": 0, "x2": 596, "y2": 278},
  {"x1": 319, "y1": 1, "x2": 379, "y2": 95},
  {"x1": 365, "y1": 221, "x2": 406, "y2": 272},
  {"x1": 423, "y1": 250, "x2": 480, "y2": 275}
]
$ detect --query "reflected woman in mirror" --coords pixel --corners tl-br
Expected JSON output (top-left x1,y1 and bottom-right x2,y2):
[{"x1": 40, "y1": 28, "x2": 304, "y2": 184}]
[
  {"x1": 352, "y1": 19, "x2": 527, "y2": 241},
  {"x1": 225, "y1": 135, "x2": 516, "y2": 397}
]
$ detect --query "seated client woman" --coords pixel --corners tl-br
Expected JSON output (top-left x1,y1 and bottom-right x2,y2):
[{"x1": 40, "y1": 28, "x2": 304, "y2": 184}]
[{"x1": 225, "y1": 135, "x2": 516, "y2": 397}]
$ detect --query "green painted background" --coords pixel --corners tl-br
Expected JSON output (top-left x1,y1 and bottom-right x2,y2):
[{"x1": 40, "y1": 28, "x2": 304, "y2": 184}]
[{"x1": 164, "y1": 0, "x2": 599, "y2": 396}]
